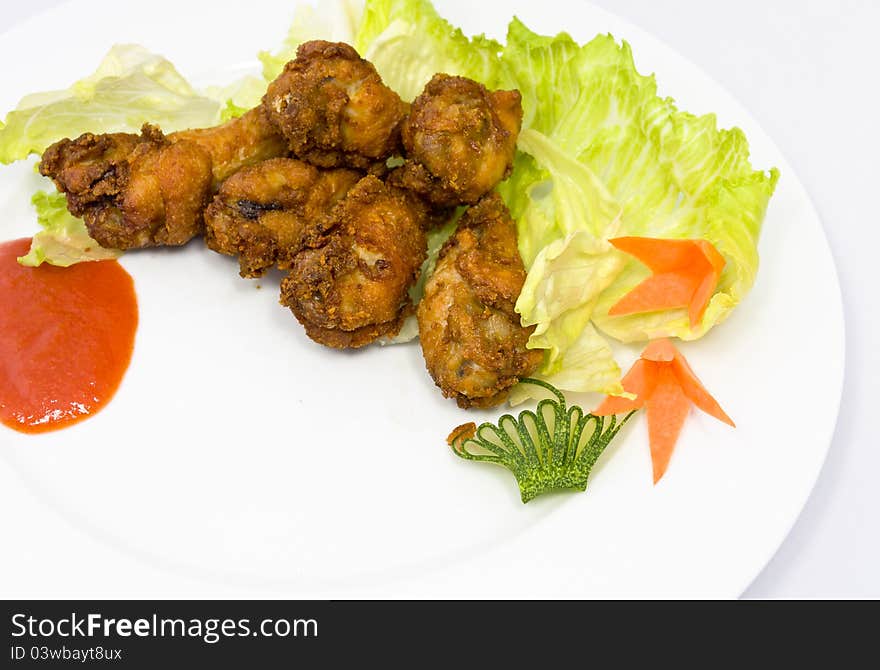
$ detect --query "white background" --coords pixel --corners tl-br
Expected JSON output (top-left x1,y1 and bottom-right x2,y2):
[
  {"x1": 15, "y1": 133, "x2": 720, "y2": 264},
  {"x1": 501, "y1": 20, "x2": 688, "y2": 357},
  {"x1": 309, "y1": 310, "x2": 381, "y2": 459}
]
[{"x1": 0, "y1": 0, "x2": 877, "y2": 598}]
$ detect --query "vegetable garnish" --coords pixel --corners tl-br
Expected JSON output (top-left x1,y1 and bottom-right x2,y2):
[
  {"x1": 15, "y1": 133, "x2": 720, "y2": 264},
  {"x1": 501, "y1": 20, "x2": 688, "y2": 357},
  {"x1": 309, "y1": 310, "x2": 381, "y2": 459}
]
[
  {"x1": 593, "y1": 339, "x2": 734, "y2": 483},
  {"x1": 492, "y1": 15, "x2": 778, "y2": 398},
  {"x1": 18, "y1": 191, "x2": 121, "y2": 268},
  {"x1": 447, "y1": 379, "x2": 635, "y2": 503},
  {"x1": 607, "y1": 237, "x2": 726, "y2": 328}
]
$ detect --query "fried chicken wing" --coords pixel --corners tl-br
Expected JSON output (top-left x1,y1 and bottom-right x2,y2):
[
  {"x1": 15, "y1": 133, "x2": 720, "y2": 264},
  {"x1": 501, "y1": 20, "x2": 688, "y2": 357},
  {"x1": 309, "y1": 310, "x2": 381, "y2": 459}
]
[
  {"x1": 417, "y1": 193, "x2": 541, "y2": 408},
  {"x1": 280, "y1": 175, "x2": 427, "y2": 348},
  {"x1": 262, "y1": 41, "x2": 407, "y2": 170},
  {"x1": 205, "y1": 157, "x2": 360, "y2": 278},
  {"x1": 39, "y1": 107, "x2": 286, "y2": 250},
  {"x1": 390, "y1": 74, "x2": 522, "y2": 207}
]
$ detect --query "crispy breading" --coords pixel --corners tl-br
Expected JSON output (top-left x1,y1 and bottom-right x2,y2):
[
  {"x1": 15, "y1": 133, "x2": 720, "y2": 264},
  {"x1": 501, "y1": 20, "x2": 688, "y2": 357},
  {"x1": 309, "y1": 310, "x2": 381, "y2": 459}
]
[
  {"x1": 263, "y1": 41, "x2": 407, "y2": 170},
  {"x1": 38, "y1": 107, "x2": 286, "y2": 250},
  {"x1": 205, "y1": 158, "x2": 361, "y2": 278},
  {"x1": 390, "y1": 74, "x2": 522, "y2": 207},
  {"x1": 417, "y1": 193, "x2": 542, "y2": 408},
  {"x1": 280, "y1": 175, "x2": 427, "y2": 348}
]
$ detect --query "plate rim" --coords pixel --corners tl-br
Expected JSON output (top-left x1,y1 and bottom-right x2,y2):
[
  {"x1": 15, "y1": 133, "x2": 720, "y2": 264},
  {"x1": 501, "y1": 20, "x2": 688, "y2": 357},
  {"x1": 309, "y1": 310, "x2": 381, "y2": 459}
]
[{"x1": 0, "y1": 0, "x2": 846, "y2": 599}]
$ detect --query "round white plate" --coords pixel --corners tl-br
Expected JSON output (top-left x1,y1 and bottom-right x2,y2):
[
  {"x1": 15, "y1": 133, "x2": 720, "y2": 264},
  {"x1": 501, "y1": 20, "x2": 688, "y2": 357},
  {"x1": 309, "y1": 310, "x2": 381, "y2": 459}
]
[{"x1": 0, "y1": 0, "x2": 844, "y2": 598}]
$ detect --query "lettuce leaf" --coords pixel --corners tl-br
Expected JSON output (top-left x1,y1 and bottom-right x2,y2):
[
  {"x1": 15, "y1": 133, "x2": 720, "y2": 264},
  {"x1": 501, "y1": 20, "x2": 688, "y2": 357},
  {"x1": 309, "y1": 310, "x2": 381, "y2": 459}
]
[
  {"x1": 498, "y1": 20, "x2": 778, "y2": 396},
  {"x1": 514, "y1": 230, "x2": 626, "y2": 397},
  {"x1": 0, "y1": 44, "x2": 222, "y2": 164},
  {"x1": 501, "y1": 126, "x2": 629, "y2": 398},
  {"x1": 18, "y1": 191, "x2": 121, "y2": 267},
  {"x1": 355, "y1": 0, "x2": 503, "y2": 101},
  {"x1": 0, "y1": 44, "x2": 228, "y2": 266}
]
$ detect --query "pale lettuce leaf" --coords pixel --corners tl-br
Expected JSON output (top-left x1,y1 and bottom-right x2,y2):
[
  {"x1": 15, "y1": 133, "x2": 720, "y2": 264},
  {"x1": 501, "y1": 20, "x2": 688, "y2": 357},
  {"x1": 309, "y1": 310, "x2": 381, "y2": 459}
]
[
  {"x1": 355, "y1": 0, "x2": 503, "y2": 101},
  {"x1": 508, "y1": 323, "x2": 625, "y2": 405},
  {"x1": 499, "y1": 20, "x2": 778, "y2": 396},
  {"x1": 0, "y1": 44, "x2": 222, "y2": 164},
  {"x1": 18, "y1": 191, "x2": 120, "y2": 267},
  {"x1": 515, "y1": 231, "x2": 625, "y2": 393}
]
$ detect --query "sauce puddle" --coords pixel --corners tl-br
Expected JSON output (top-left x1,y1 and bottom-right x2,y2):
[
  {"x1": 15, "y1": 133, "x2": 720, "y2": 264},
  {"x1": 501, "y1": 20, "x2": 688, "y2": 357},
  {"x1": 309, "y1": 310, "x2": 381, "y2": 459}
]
[{"x1": 0, "y1": 238, "x2": 138, "y2": 434}]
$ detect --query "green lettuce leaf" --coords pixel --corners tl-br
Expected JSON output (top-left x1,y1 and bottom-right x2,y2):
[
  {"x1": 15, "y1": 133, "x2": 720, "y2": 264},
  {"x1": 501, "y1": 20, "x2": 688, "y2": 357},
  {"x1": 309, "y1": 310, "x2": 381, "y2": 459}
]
[
  {"x1": 0, "y1": 44, "x2": 222, "y2": 164},
  {"x1": 501, "y1": 128, "x2": 628, "y2": 398},
  {"x1": 507, "y1": 325, "x2": 625, "y2": 406},
  {"x1": 355, "y1": 0, "x2": 503, "y2": 101},
  {"x1": 514, "y1": 230, "x2": 626, "y2": 398},
  {"x1": 18, "y1": 191, "x2": 121, "y2": 267},
  {"x1": 498, "y1": 20, "x2": 778, "y2": 396}
]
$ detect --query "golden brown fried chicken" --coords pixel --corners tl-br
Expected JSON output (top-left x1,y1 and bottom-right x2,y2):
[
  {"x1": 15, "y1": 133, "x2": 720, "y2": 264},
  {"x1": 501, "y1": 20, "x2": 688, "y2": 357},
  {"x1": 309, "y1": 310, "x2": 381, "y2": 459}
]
[
  {"x1": 39, "y1": 107, "x2": 286, "y2": 250},
  {"x1": 280, "y1": 175, "x2": 427, "y2": 348},
  {"x1": 262, "y1": 41, "x2": 407, "y2": 170},
  {"x1": 417, "y1": 193, "x2": 541, "y2": 408},
  {"x1": 205, "y1": 158, "x2": 361, "y2": 278},
  {"x1": 390, "y1": 74, "x2": 522, "y2": 208},
  {"x1": 39, "y1": 124, "x2": 212, "y2": 249}
]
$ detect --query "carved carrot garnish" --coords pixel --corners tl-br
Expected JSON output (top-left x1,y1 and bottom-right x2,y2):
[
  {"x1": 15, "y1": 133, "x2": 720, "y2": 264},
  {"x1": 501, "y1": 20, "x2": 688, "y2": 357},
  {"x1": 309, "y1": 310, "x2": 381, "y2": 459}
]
[
  {"x1": 594, "y1": 338, "x2": 734, "y2": 483},
  {"x1": 608, "y1": 237, "x2": 726, "y2": 328}
]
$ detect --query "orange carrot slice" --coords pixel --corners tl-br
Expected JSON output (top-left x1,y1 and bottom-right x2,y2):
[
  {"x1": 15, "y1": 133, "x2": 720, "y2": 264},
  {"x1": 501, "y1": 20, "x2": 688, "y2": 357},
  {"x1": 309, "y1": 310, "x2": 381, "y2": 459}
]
[
  {"x1": 645, "y1": 365, "x2": 691, "y2": 483},
  {"x1": 689, "y1": 240, "x2": 726, "y2": 326},
  {"x1": 642, "y1": 338, "x2": 678, "y2": 362},
  {"x1": 608, "y1": 273, "x2": 695, "y2": 316},
  {"x1": 670, "y1": 353, "x2": 735, "y2": 427},
  {"x1": 610, "y1": 237, "x2": 701, "y2": 273},
  {"x1": 608, "y1": 237, "x2": 726, "y2": 328},
  {"x1": 593, "y1": 359, "x2": 649, "y2": 415},
  {"x1": 592, "y1": 338, "x2": 734, "y2": 483}
]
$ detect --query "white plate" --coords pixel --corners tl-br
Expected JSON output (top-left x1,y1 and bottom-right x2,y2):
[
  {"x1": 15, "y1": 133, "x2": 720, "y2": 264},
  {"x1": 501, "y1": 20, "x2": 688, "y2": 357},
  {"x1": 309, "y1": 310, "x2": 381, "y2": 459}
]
[{"x1": 0, "y1": 0, "x2": 844, "y2": 598}]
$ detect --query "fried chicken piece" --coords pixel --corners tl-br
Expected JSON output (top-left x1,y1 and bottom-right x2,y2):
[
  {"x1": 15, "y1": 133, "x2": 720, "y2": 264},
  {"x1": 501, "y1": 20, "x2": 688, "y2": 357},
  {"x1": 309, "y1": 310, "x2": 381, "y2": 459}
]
[
  {"x1": 262, "y1": 41, "x2": 407, "y2": 170},
  {"x1": 390, "y1": 74, "x2": 522, "y2": 208},
  {"x1": 280, "y1": 175, "x2": 427, "y2": 348},
  {"x1": 204, "y1": 158, "x2": 361, "y2": 278},
  {"x1": 39, "y1": 124, "x2": 212, "y2": 249},
  {"x1": 38, "y1": 107, "x2": 286, "y2": 250},
  {"x1": 417, "y1": 193, "x2": 542, "y2": 408}
]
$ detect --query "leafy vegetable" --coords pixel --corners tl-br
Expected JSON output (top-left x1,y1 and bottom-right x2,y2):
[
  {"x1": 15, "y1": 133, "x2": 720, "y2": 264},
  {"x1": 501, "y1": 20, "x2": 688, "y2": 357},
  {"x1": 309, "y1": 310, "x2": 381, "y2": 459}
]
[
  {"x1": 504, "y1": 130, "x2": 628, "y2": 396},
  {"x1": 607, "y1": 237, "x2": 726, "y2": 328},
  {"x1": 18, "y1": 192, "x2": 121, "y2": 267},
  {"x1": 355, "y1": 0, "x2": 503, "y2": 101},
  {"x1": 594, "y1": 339, "x2": 734, "y2": 483},
  {"x1": 0, "y1": 44, "x2": 222, "y2": 164},
  {"x1": 495, "y1": 20, "x2": 777, "y2": 396},
  {"x1": 447, "y1": 378, "x2": 635, "y2": 502}
]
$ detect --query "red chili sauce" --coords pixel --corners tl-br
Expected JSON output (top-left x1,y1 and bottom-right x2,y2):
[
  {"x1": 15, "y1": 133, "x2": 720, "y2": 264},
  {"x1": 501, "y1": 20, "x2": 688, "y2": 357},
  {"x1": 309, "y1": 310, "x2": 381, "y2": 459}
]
[{"x1": 0, "y1": 238, "x2": 138, "y2": 434}]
